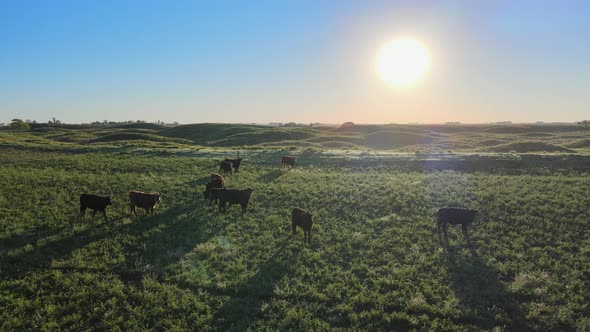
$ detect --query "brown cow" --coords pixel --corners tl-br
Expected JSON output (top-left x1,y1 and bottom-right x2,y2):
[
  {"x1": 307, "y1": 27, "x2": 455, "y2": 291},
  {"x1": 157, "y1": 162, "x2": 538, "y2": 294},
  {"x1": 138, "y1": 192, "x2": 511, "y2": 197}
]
[
  {"x1": 129, "y1": 191, "x2": 161, "y2": 216},
  {"x1": 292, "y1": 208, "x2": 313, "y2": 243},
  {"x1": 214, "y1": 188, "x2": 254, "y2": 214},
  {"x1": 281, "y1": 156, "x2": 296, "y2": 168},
  {"x1": 203, "y1": 176, "x2": 225, "y2": 205},
  {"x1": 210, "y1": 173, "x2": 224, "y2": 181}
]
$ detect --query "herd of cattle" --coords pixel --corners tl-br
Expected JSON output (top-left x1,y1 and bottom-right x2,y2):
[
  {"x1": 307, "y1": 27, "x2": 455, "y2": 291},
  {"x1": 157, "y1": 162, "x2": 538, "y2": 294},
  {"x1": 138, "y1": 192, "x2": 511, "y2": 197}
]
[{"x1": 79, "y1": 155, "x2": 479, "y2": 243}]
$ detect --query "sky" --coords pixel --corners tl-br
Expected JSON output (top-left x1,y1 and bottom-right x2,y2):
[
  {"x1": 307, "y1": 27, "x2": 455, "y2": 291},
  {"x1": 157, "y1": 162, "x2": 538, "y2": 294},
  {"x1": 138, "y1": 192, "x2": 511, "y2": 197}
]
[{"x1": 1, "y1": 0, "x2": 589, "y2": 124}]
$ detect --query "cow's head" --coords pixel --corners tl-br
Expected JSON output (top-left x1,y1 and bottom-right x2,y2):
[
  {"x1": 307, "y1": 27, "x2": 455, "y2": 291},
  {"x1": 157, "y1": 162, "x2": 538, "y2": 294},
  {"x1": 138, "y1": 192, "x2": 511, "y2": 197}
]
[
  {"x1": 468, "y1": 209, "x2": 478, "y2": 221},
  {"x1": 154, "y1": 193, "x2": 161, "y2": 204},
  {"x1": 105, "y1": 196, "x2": 112, "y2": 205},
  {"x1": 306, "y1": 211, "x2": 313, "y2": 221},
  {"x1": 245, "y1": 188, "x2": 254, "y2": 197}
]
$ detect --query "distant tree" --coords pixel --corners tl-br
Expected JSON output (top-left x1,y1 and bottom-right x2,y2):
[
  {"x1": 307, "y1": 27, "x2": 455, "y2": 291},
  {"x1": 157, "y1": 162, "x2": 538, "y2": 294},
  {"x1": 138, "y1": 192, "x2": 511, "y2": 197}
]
[
  {"x1": 10, "y1": 119, "x2": 30, "y2": 129},
  {"x1": 578, "y1": 120, "x2": 589, "y2": 127},
  {"x1": 49, "y1": 117, "x2": 62, "y2": 125},
  {"x1": 339, "y1": 122, "x2": 356, "y2": 129}
]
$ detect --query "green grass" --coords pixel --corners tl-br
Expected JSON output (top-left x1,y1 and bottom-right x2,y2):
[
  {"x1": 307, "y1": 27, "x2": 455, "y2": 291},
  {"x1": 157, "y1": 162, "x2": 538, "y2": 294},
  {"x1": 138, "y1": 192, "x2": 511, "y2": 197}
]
[
  {"x1": 5, "y1": 122, "x2": 588, "y2": 153},
  {"x1": 1, "y1": 140, "x2": 590, "y2": 330}
]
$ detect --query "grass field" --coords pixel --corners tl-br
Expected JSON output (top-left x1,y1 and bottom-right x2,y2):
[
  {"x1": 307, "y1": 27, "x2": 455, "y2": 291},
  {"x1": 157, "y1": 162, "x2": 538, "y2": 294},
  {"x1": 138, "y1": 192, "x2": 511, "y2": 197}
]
[{"x1": 1, "y1": 124, "x2": 590, "y2": 331}]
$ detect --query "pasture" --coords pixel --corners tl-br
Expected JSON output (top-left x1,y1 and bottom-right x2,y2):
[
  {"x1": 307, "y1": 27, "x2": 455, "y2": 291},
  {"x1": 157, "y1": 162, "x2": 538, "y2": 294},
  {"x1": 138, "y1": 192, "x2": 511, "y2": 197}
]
[{"x1": 1, "y1": 125, "x2": 590, "y2": 331}]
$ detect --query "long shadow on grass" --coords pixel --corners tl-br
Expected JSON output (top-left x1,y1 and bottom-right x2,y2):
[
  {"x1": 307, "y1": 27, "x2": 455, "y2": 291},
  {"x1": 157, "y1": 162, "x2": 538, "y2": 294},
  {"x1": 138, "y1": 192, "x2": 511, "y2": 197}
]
[
  {"x1": 0, "y1": 202, "x2": 205, "y2": 280},
  {"x1": 255, "y1": 169, "x2": 287, "y2": 183},
  {"x1": 213, "y1": 240, "x2": 294, "y2": 331},
  {"x1": 111, "y1": 202, "x2": 234, "y2": 282},
  {"x1": 0, "y1": 220, "x2": 119, "y2": 278},
  {"x1": 442, "y1": 237, "x2": 531, "y2": 330},
  {"x1": 0, "y1": 223, "x2": 70, "y2": 254}
]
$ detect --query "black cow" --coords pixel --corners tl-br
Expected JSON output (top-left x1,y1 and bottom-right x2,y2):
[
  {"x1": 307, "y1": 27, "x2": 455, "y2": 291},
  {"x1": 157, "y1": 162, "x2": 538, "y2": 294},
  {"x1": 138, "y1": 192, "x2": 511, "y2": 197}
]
[
  {"x1": 281, "y1": 156, "x2": 296, "y2": 168},
  {"x1": 219, "y1": 161, "x2": 233, "y2": 175},
  {"x1": 203, "y1": 177, "x2": 225, "y2": 206},
  {"x1": 215, "y1": 188, "x2": 254, "y2": 214},
  {"x1": 223, "y1": 158, "x2": 243, "y2": 173},
  {"x1": 437, "y1": 207, "x2": 478, "y2": 236},
  {"x1": 129, "y1": 191, "x2": 161, "y2": 216},
  {"x1": 80, "y1": 194, "x2": 112, "y2": 220},
  {"x1": 292, "y1": 208, "x2": 313, "y2": 243}
]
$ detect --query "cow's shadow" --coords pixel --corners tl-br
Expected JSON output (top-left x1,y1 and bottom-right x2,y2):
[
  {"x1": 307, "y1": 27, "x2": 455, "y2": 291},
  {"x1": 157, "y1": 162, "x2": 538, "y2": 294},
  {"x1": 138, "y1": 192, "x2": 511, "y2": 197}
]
[
  {"x1": 442, "y1": 241, "x2": 531, "y2": 330},
  {"x1": 212, "y1": 239, "x2": 294, "y2": 331},
  {"x1": 0, "y1": 223, "x2": 70, "y2": 254},
  {"x1": 1, "y1": 218, "x2": 123, "y2": 278},
  {"x1": 112, "y1": 202, "x2": 233, "y2": 281},
  {"x1": 0, "y1": 199, "x2": 223, "y2": 281},
  {"x1": 256, "y1": 169, "x2": 286, "y2": 183}
]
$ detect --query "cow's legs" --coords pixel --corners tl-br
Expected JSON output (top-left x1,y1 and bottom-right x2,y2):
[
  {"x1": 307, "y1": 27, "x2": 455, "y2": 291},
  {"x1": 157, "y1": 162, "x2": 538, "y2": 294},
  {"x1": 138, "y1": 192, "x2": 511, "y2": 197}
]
[
  {"x1": 103, "y1": 210, "x2": 107, "y2": 221},
  {"x1": 92, "y1": 210, "x2": 96, "y2": 217},
  {"x1": 80, "y1": 206, "x2": 86, "y2": 216},
  {"x1": 292, "y1": 224, "x2": 297, "y2": 235}
]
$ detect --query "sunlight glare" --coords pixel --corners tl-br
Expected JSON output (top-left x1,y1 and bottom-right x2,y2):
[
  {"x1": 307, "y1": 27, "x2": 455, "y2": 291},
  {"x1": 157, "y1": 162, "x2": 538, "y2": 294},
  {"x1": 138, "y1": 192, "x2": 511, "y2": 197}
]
[{"x1": 376, "y1": 38, "x2": 430, "y2": 88}]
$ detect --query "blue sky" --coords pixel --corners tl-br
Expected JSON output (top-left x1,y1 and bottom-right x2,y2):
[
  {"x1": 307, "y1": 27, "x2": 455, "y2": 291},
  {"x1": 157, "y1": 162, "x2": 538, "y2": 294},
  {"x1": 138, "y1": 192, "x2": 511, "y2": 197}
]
[{"x1": 1, "y1": 0, "x2": 589, "y2": 124}]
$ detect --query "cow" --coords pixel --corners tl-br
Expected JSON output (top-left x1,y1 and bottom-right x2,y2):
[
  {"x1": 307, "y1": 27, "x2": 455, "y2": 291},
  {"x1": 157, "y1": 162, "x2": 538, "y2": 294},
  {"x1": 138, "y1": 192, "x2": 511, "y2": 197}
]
[
  {"x1": 219, "y1": 161, "x2": 233, "y2": 175},
  {"x1": 223, "y1": 158, "x2": 243, "y2": 173},
  {"x1": 215, "y1": 188, "x2": 254, "y2": 214},
  {"x1": 292, "y1": 208, "x2": 313, "y2": 243},
  {"x1": 437, "y1": 207, "x2": 478, "y2": 236},
  {"x1": 210, "y1": 173, "x2": 224, "y2": 181},
  {"x1": 203, "y1": 176, "x2": 225, "y2": 206},
  {"x1": 80, "y1": 194, "x2": 112, "y2": 221},
  {"x1": 281, "y1": 156, "x2": 296, "y2": 168},
  {"x1": 129, "y1": 191, "x2": 161, "y2": 216}
]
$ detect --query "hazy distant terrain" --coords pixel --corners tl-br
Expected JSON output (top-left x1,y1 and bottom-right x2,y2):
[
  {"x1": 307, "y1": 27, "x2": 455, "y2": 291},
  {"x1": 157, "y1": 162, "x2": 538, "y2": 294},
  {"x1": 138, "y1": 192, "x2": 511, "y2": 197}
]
[
  {"x1": 2, "y1": 122, "x2": 589, "y2": 155},
  {"x1": 1, "y1": 123, "x2": 590, "y2": 331}
]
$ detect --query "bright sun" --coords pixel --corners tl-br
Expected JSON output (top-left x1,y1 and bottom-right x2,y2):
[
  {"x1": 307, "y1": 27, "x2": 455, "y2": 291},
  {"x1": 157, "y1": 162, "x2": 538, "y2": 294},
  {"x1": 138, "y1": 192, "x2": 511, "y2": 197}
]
[{"x1": 376, "y1": 38, "x2": 430, "y2": 88}]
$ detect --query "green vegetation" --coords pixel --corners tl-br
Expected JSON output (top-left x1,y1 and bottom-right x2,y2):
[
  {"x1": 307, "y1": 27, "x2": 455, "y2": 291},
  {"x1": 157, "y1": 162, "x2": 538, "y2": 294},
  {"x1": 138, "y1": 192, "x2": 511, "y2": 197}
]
[
  {"x1": 1, "y1": 124, "x2": 590, "y2": 330},
  {"x1": 9, "y1": 119, "x2": 30, "y2": 130},
  {"x1": 3, "y1": 122, "x2": 589, "y2": 153}
]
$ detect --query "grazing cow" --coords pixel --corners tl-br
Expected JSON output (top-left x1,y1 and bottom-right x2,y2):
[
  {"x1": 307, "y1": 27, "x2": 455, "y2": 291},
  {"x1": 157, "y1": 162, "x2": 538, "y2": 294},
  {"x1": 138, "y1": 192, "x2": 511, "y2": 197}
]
[
  {"x1": 210, "y1": 173, "x2": 224, "y2": 181},
  {"x1": 437, "y1": 207, "x2": 478, "y2": 236},
  {"x1": 219, "y1": 161, "x2": 233, "y2": 175},
  {"x1": 129, "y1": 191, "x2": 161, "y2": 216},
  {"x1": 215, "y1": 188, "x2": 254, "y2": 214},
  {"x1": 80, "y1": 194, "x2": 112, "y2": 221},
  {"x1": 281, "y1": 156, "x2": 296, "y2": 168},
  {"x1": 223, "y1": 158, "x2": 243, "y2": 173},
  {"x1": 292, "y1": 208, "x2": 313, "y2": 243},
  {"x1": 203, "y1": 177, "x2": 225, "y2": 205}
]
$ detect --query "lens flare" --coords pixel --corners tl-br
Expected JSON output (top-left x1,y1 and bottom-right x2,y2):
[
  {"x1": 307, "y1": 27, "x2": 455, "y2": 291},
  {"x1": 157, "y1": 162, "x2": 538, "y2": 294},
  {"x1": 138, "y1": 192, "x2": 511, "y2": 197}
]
[{"x1": 376, "y1": 38, "x2": 430, "y2": 88}]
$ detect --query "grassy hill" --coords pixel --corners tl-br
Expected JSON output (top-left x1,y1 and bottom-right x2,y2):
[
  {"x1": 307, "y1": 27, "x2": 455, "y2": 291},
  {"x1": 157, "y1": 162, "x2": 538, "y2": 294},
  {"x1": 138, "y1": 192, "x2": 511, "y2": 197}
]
[{"x1": 1, "y1": 123, "x2": 589, "y2": 154}]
